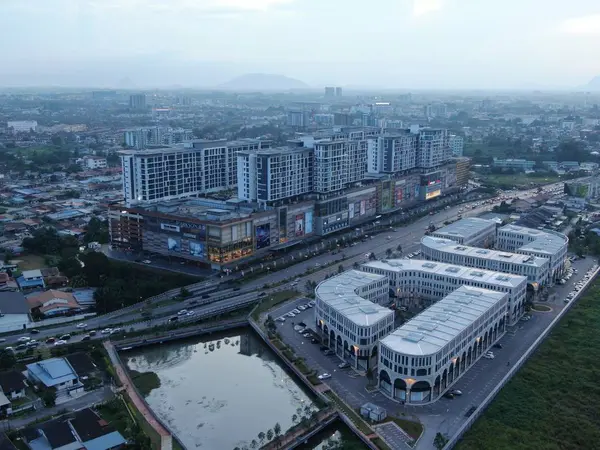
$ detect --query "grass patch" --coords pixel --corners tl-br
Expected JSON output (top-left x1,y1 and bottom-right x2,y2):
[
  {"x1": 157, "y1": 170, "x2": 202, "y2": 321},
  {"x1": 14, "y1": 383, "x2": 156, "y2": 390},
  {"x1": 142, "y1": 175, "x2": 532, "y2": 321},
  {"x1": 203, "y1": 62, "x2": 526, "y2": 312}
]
[
  {"x1": 129, "y1": 369, "x2": 161, "y2": 397},
  {"x1": 371, "y1": 437, "x2": 393, "y2": 450},
  {"x1": 282, "y1": 349, "x2": 297, "y2": 362},
  {"x1": 325, "y1": 391, "x2": 373, "y2": 436},
  {"x1": 531, "y1": 303, "x2": 552, "y2": 312},
  {"x1": 456, "y1": 279, "x2": 600, "y2": 450},
  {"x1": 251, "y1": 290, "x2": 299, "y2": 320},
  {"x1": 271, "y1": 339, "x2": 287, "y2": 351},
  {"x1": 294, "y1": 359, "x2": 313, "y2": 375},
  {"x1": 481, "y1": 173, "x2": 560, "y2": 190},
  {"x1": 383, "y1": 416, "x2": 423, "y2": 441},
  {"x1": 12, "y1": 253, "x2": 46, "y2": 270}
]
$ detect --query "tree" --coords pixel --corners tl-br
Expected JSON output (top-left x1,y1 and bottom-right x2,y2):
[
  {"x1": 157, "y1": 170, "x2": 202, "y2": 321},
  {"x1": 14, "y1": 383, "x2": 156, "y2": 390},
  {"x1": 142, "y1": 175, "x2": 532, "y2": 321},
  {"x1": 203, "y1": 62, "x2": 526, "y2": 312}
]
[
  {"x1": 84, "y1": 217, "x2": 109, "y2": 244},
  {"x1": 58, "y1": 256, "x2": 83, "y2": 278},
  {"x1": 291, "y1": 414, "x2": 298, "y2": 424},
  {"x1": 258, "y1": 432, "x2": 265, "y2": 445},
  {"x1": 396, "y1": 244, "x2": 403, "y2": 253},
  {"x1": 337, "y1": 264, "x2": 344, "y2": 274},
  {"x1": 0, "y1": 350, "x2": 16, "y2": 370},
  {"x1": 369, "y1": 252, "x2": 377, "y2": 261},
  {"x1": 273, "y1": 422, "x2": 281, "y2": 441},
  {"x1": 434, "y1": 432, "x2": 449, "y2": 450},
  {"x1": 386, "y1": 248, "x2": 393, "y2": 257},
  {"x1": 41, "y1": 387, "x2": 57, "y2": 407},
  {"x1": 250, "y1": 439, "x2": 258, "y2": 449},
  {"x1": 353, "y1": 261, "x2": 359, "y2": 269},
  {"x1": 266, "y1": 429, "x2": 274, "y2": 442}
]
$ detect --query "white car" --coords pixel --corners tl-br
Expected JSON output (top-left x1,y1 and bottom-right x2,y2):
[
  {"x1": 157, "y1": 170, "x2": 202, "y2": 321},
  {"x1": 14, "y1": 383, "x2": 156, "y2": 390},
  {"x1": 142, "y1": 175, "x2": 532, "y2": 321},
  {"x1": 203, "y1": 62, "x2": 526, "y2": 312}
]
[
  {"x1": 287, "y1": 312, "x2": 296, "y2": 318},
  {"x1": 303, "y1": 303, "x2": 312, "y2": 309},
  {"x1": 308, "y1": 301, "x2": 316, "y2": 307},
  {"x1": 101, "y1": 328, "x2": 113, "y2": 334},
  {"x1": 110, "y1": 328, "x2": 122, "y2": 334},
  {"x1": 142, "y1": 260, "x2": 151, "y2": 264},
  {"x1": 178, "y1": 309, "x2": 188, "y2": 315},
  {"x1": 483, "y1": 353, "x2": 495, "y2": 360},
  {"x1": 292, "y1": 309, "x2": 300, "y2": 314},
  {"x1": 186, "y1": 311, "x2": 195, "y2": 316},
  {"x1": 298, "y1": 305, "x2": 306, "y2": 311},
  {"x1": 276, "y1": 316, "x2": 286, "y2": 323},
  {"x1": 76, "y1": 323, "x2": 87, "y2": 329},
  {"x1": 17, "y1": 337, "x2": 30, "y2": 343},
  {"x1": 54, "y1": 340, "x2": 67, "y2": 346},
  {"x1": 318, "y1": 373, "x2": 332, "y2": 380}
]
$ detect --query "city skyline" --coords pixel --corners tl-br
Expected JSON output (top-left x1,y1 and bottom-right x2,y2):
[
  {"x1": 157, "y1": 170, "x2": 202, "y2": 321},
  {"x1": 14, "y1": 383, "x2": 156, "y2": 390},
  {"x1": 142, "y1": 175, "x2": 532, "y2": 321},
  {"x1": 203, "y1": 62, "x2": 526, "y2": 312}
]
[{"x1": 1, "y1": 0, "x2": 600, "y2": 89}]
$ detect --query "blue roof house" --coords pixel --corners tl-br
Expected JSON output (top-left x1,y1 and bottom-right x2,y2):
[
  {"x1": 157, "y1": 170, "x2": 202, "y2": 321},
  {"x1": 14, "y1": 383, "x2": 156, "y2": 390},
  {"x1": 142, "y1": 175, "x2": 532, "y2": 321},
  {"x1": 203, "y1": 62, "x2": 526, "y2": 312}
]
[{"x1": 26, "y1": 358, "x2": 80, "y2": 391}]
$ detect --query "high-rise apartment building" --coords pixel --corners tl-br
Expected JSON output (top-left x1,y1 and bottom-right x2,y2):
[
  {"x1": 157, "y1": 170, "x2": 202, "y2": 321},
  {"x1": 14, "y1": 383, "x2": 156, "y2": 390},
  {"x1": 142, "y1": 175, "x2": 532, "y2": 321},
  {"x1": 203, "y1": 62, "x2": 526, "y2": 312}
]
[
  {"x1": 325, "y1": 87, "x2": 335, "y2": 97},
  {"x1": 450, "y1": 135, "x2": 464, "y2": 156},
  {"x1": 416, "y1": 128, "x2": 451, "y2": 169},
  {"x1": 367, "y1": 132, "x2": 418, "y2": 174},
  {"x1": 121, "y1": 139, "x2": 269, "y2": 206},
  {"x1": 129, "y1": 94, "x2": 146, "y2": 109},
  {"x1": 287, "y1": 110, "x2": 310, "y2": 128},
  {"x1": 335, "y1": 87, "x2": 343, "y2": 97},
  {"x1": 237, "y1": 147, "x2": 313, "y2": 204}
]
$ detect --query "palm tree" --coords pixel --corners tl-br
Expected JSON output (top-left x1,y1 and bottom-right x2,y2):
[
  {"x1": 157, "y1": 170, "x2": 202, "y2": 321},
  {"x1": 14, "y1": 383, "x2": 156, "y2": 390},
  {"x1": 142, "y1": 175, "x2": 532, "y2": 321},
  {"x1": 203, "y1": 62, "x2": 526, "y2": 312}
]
[
  {"x1": 274, "y1": 422, "x2": 281, "y2": 442},
  {"x1": 292, "y1": 414, "x2": 298, "y2": 424},
  {"x1": 369, "y1": 252, "x2": 377, "y2": 260},
  {"x1": 396, "y1": 244, "x2": 403, "y2": 253}
]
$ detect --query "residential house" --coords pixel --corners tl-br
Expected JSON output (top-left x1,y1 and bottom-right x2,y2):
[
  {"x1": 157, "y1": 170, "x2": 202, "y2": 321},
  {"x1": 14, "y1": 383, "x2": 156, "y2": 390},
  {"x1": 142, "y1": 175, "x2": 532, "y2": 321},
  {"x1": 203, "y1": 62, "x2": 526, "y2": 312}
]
[
  {"x1": 27, "y1": 290, "x2": 82, "y2": 317},
  {"x1": 65, "y1": 353, "x2": 98, "y2": 383},
  {"x1": 0, "y1": 291, "x2": 31, "y2": 332},
  {"x1": 16, "y1": 270, "x2": 45, "y2": 290},
  {"x1": 0, "y1": 370, "x2": 27, "y2": 400},
  {"x1": 23, "y1": 408, "x2": 126, "y2": 450},
  {"x1": 69, "y1": 408, "x2": 126, "y2": 450},
  {"x1": 26, "y1": 358, "x2": 81, "y2": 391}
]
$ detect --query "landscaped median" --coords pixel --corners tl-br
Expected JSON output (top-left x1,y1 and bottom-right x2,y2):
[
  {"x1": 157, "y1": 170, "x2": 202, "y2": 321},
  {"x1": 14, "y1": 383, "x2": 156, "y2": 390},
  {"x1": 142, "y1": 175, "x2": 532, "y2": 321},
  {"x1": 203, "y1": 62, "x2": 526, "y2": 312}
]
[
  {"x1": 456, "y1": 277, "x2": 600, "y2": 450},
  {"x1": 251, "y1": 289, "x2": 299, "y2": 321},
  {"x1": 269, "y1": 336, "x2": 322, "y2": 385}
]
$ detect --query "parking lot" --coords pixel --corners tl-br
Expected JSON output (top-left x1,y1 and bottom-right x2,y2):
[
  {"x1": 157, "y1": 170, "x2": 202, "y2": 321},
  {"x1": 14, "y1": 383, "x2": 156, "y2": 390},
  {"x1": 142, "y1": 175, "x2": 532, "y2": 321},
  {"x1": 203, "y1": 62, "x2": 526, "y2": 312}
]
[{"x1": 269, "y1": 257, "x2": 600, "y2": 450}]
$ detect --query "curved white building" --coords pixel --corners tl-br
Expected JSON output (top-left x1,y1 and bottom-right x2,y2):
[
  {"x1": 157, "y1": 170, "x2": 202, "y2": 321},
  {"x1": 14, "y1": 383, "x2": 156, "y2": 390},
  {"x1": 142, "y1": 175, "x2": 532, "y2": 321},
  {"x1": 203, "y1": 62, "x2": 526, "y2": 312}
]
[
  {"x1": 314, "y1": 270, "x2": 395, "y2": 371},
  {"x1": 361, "y1": 259, "x2": 527, "y2": 325},
  {"x1": 496, "y1": 225, "x2": 568, "y2": 282},
  {"x1": 431, "y1": 217, "x2": 497, "y2": 247},
  {"x1": 378, "y1": 285, "x2": 508, "y2": 404},
  {"x1": 420, "y1": 235, "x2": 550, "y2": 286}
]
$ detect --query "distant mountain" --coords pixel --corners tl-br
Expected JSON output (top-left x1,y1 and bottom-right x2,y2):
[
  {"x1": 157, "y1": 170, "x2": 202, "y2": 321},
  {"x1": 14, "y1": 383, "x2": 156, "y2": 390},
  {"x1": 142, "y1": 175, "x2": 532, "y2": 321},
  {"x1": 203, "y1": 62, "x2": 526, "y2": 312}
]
[
  {"x1": 218, "y1": 73, "x2": 309, "y2": 91},
  {"x1": 587, "y1": 76, "x2": 600, "y2": 90}
]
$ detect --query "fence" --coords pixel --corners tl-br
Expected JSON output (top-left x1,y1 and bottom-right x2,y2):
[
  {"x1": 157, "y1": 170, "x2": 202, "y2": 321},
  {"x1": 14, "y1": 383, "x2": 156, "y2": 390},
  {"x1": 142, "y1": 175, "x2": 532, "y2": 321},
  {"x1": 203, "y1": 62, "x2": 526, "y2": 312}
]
[{"x1": 444, "y1": 265, "x2": 600, "y2": 449}]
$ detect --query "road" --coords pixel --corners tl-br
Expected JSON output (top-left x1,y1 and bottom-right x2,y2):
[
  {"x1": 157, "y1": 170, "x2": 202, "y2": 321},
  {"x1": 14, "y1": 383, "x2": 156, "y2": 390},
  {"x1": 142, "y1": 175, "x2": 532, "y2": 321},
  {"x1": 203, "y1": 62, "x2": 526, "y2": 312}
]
[{"x1": 0, "y1": 184, "x2": 563, "y2": 351}]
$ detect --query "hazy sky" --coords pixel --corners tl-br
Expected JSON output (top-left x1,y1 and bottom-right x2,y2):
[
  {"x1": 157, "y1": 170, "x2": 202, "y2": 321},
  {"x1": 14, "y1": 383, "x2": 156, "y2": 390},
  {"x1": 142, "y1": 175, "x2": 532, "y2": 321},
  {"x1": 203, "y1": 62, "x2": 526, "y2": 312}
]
[{"x1": 1, "y1": 0, "x2": 599, "y2": 88}]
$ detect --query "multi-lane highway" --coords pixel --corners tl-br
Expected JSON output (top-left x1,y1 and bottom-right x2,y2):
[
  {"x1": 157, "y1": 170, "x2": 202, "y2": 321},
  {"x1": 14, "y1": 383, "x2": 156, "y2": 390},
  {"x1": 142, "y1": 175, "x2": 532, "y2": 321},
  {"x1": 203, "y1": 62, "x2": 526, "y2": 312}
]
[{"x1": 1, "y1": 183, "x2": 563, "y2": 352}]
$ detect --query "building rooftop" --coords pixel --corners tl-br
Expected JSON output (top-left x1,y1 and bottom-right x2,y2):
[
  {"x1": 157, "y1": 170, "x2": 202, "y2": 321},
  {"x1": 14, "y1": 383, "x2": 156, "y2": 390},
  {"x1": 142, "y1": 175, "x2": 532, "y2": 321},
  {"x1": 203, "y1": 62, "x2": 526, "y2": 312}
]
[
  {"x1": 499, "y1": 224, "x2": 568, "y2": 256},
  {"x1": 130, "y1": 198, "x2": 255, "y2": 223},
  {"x1": 26, "y1": 358, "x2": 78, "y2": 387},
  {"x1": 315, "y1": 270, "x2": 393, "y2": 327},
  {"x1": 380, "y1": 286, "x2": 508, "y2": 356},
  {"x1": 0, "y1": 292, "x2": 30, "y2": 315},
  {"x1": 362, "y1": 259, "x2": 527, "y2": 289},
  {"x1": 432, "y1": 217, "x2": 496, "y2": 242},
  {"x1": 421, "y1": 236, "x2": 549, "y2": 268}
]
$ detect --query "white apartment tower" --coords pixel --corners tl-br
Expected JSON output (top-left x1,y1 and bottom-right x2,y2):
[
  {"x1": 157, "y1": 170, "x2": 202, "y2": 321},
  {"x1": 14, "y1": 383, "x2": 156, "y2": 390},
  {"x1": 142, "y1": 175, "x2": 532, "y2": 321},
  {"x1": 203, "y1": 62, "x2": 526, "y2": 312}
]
[
  {"x1": 449, "y1": 135, "x2": 464, "y2": 157},
  {"x1": 367, "y1": 132, "x2": 418, "y2": 174},
  {"x1": 237, "y1": 147, "x2": 313, "y2": 205}
]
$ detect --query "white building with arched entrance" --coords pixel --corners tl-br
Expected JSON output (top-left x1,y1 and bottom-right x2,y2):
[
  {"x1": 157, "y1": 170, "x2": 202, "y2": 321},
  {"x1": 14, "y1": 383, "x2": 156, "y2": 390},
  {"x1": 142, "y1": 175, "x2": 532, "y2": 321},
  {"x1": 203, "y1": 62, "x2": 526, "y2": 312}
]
[
  {"x1": 314, "y1": 270, "x2": 395, "y2": 371},
  {"x1": 378, "y1": 285, "x2": 508, "y2": 404}
]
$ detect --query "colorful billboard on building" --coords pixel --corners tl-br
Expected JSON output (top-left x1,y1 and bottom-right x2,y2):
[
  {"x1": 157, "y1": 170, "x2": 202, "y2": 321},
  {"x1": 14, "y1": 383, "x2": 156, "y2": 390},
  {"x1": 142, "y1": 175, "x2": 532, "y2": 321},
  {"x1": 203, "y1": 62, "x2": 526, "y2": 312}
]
[
  {"x1": 360, "y1": 200, "x2": 366, "y2": 216},
  {"x1": 295, "y1": 214, "x2": 305, "y2": 236},
  {"x1": 255, "y1": 224, "x2": 271, "y2": 250},
  {"x1": 425, "y1": 189, "x2": 441, "y2": 200},
  {"x1": 348, "y1": 202, "x2": 355, "y2": 219},
  {"x1": 167, "y1": 237, "x2": 181, "y2": 252},
  {"x1": 189, "y1": 241, "x2": 206, "y2": 258},
  {"x1": 305, "y1": 211, "x2": 313, "y2": 234}
]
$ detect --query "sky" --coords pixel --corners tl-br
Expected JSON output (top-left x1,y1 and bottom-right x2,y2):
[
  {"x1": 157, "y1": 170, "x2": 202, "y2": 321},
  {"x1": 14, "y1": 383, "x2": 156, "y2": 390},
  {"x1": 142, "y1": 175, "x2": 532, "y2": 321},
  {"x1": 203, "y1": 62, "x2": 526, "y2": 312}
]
[{"x1": 1, "y1": 0, "x2": 599, "y2": 89}]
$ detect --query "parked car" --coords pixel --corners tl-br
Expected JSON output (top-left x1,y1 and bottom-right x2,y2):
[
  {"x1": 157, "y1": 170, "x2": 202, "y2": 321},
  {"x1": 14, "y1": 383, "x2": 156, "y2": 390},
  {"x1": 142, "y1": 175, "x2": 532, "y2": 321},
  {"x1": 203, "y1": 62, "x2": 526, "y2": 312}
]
[
  {"x1": 443, "y1": 392, "x2": 455, "y2": 399},
  {"x1": 450, "y1": 389, "x2": 463, "y2": 396},
  {"x1": 338, "y1": 362, "x2": 350, "y2": 369},
  {"x1": 318, "y1": 373, "x2": 331, "y2": 380},
  {"x1": 493, "y1": 343, "x2": 503, "y2": 349}
]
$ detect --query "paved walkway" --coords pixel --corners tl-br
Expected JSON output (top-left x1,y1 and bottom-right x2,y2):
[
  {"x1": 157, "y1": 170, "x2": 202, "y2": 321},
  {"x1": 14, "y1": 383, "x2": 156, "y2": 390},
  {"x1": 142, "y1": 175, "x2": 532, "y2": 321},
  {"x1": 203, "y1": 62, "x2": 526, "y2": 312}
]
[
  {"x1": 373, "y1": 422, "x2": 413, "y2": 450},
  {"x1": 103, "y1": 341, "x2": 172, "y2": 445}
]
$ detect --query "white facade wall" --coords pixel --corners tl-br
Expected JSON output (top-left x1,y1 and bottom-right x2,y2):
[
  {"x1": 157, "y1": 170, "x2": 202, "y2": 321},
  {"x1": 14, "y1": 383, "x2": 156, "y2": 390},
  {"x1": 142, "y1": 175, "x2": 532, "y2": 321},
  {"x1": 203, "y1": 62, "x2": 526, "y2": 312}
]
[{"x1": 361, "y1": 259, "x2": 528, "y2": 325}]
